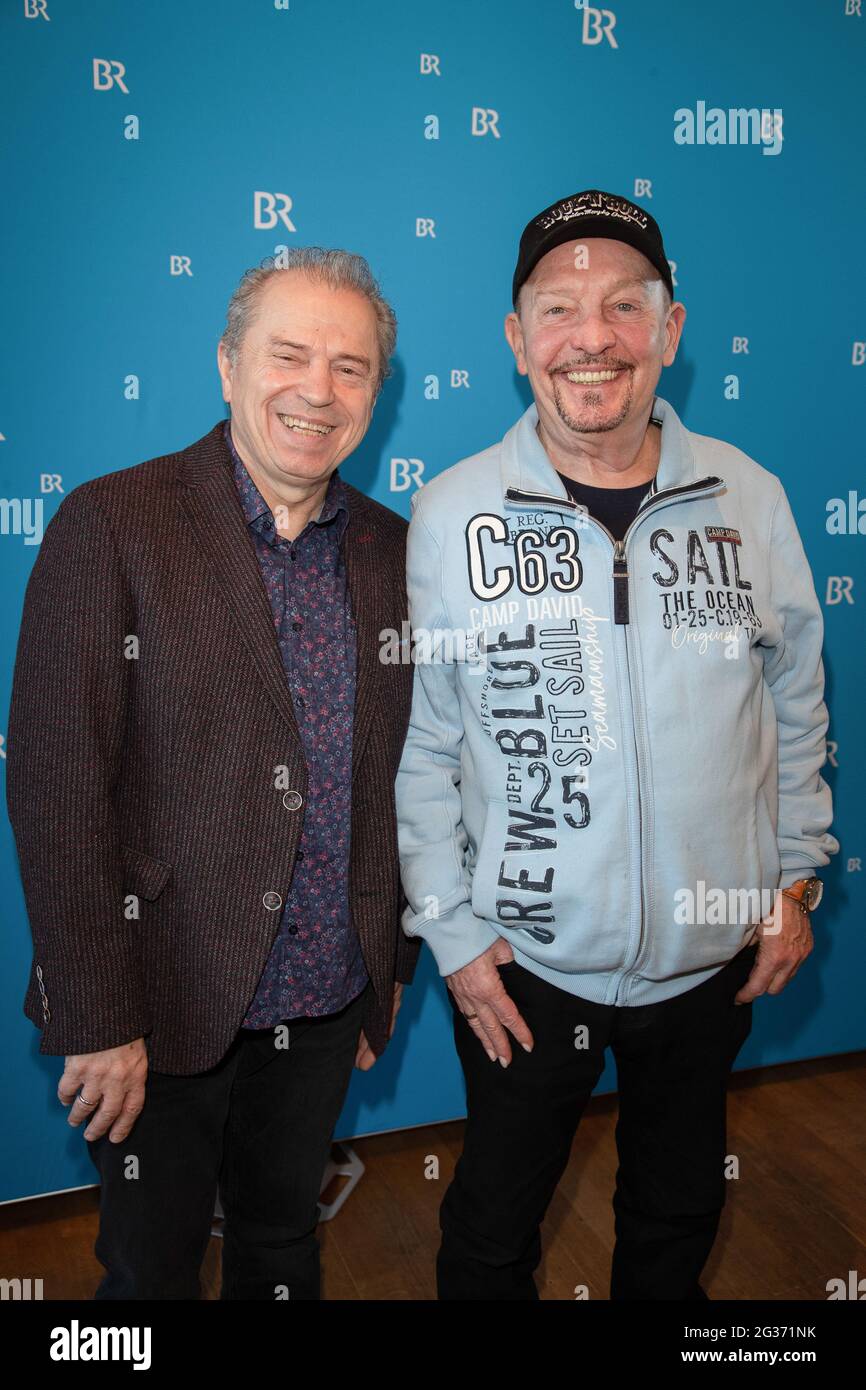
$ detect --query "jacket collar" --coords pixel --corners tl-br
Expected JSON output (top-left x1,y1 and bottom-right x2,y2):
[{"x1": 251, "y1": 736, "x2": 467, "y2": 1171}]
[{"x1": 499, "y1": 393, "x2": 700, "y2": 503}]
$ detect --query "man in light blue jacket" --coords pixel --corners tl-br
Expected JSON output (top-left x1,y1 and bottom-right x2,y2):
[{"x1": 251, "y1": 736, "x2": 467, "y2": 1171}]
[{"x1": 395, "y1": 189, "x2": 838, "y2": 1300}]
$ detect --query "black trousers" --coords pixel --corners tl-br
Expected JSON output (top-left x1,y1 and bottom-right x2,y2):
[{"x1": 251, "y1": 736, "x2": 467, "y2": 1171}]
[
  {"x1": 438, "y1": 942, "x2": 758, "y2": 1300},
  {"x1": 85, "y1": 983, "x2": 370, "y2": 1300}
]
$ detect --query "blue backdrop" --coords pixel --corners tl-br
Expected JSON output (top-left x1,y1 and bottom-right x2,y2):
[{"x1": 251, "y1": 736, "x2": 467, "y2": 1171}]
[{"x1": 1, "y1": 0, "x2": 863, "y2": 1204}]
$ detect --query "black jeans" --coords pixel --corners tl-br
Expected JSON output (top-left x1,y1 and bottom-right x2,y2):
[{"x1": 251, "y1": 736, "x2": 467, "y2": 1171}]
[
  {"x1": 86, "y1": 983, "x2": 370, "y2": 1300},
  {"x1": 438, "y1": 942, "x2": 758, "y2": 1300}
]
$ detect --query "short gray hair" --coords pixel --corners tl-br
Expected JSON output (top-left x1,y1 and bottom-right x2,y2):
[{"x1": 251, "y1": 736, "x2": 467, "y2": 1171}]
[{"x1": 220, "y1": 248, "x2": 397, "y2": 396}]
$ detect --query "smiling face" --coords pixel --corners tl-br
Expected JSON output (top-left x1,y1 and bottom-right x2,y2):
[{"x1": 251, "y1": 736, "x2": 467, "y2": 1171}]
[
  {"x1": 505, "y1": 238, "x2": 685, "y2": 445},
  {"x1": 216, "y1": 270, "x2": 380, "y2": 497}
]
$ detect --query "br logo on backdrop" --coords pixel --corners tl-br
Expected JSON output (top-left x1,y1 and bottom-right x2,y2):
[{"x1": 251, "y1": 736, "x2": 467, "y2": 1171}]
[
  {"x1": 826, "y1": 578, "x2": 854, "y2": 605},
  {"x1": 391, "y1": 459, "x2": 425, "y2": 491},
  {"x1": 254, "y1": 193, "x2": 296, "y2": 232},
  {"x1": 575, "y1": 2, "x2": 618, "y2": 48},
  {"x1": 92, "y1": 58, "x2": 129, "y2": 93}
]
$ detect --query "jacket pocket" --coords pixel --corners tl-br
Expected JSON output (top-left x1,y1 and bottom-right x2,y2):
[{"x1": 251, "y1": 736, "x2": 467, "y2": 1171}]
[{"x1": 121, "y1": 845, "x2": 173, "y2": 902}]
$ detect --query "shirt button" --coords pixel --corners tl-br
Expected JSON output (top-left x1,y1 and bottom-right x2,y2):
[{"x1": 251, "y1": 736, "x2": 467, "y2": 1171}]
[
  {"x1": 288, "y1": 924, "x2": 299, "y2": 936},
  {"x1": 295, "y1": 849, "x2": 304, "y2": 861},
  {"x1": 292, "y1": 621, "x2": 302, "y2": 631},
  {"x1": 283, "y1": 791, "x2": 303, "y2": 811},
  {"x1": 263, "y1": 891, "x2": 282, "y2": 911}
]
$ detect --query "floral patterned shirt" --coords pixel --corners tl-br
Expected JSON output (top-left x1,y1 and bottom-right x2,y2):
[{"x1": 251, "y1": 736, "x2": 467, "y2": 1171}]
[{"x1": 224, "y1": 420, "x2": 369, "y2": 1025}]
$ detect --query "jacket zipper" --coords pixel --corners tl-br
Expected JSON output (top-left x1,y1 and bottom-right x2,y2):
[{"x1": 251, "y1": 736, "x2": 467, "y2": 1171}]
[
  {"x1": 503, "y1": 473, "x2": 724, "y2": 997},
  {"x1": 505, "y1": 476, "x2": 723, "y2": 623}
]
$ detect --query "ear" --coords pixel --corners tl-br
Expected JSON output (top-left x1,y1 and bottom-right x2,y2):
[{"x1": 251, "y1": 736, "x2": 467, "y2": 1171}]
[
  {"x1": 662, "y1": 303, "x2": 686, "y2": 367},
  {"x1": 504, "y1": 310, "x2": 528, "y2": 376},
  {"x1": 216, "y1": 340, "x2": 233, "y2": 404}
]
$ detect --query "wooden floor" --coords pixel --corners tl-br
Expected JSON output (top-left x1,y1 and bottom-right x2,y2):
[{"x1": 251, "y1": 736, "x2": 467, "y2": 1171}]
[{"x1": 2, "y1": 1052, "x2": 864, "y2": 1301}]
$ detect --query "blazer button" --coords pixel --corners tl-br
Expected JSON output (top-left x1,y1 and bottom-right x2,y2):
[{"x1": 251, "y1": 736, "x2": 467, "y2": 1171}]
[
  {"x1": 263, "y1": 891, "x2": 282, "y2": 911},
  {"x1": 283, "y1": 791, "x2": 303, "y2": 811}
]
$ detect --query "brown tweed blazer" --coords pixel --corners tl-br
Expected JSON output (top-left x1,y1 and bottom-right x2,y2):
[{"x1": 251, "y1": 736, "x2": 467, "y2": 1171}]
[{"x1": 5, "y1": 419, "x2": 420, "y2": 1073}]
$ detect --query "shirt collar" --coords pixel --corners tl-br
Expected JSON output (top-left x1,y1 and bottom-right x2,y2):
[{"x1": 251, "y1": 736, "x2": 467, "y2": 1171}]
[{"x1": 223, "y1": 418, "x2": 350, "y2": 543}]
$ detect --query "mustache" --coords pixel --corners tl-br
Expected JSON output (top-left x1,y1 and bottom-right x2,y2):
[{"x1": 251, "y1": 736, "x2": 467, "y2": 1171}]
[{"x1": 552, "y1": 361, "x2": 632, "y2": 373}]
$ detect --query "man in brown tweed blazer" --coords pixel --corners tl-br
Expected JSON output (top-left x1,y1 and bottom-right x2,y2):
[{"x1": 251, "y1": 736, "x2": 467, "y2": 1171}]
[{"x1": 5, "y1": 247, "x2": 419, "y2": 1300}]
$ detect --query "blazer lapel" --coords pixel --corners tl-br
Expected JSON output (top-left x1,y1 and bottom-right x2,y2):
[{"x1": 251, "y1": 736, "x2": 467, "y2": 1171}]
[{"x1": 178, "y1": 431, "x2": 303, "y2": 748}]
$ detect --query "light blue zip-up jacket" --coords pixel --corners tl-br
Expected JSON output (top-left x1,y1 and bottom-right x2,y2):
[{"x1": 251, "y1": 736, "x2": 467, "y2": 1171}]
[{"x1": 394, "y1": 395, "x2": 839, "y2": 1005}]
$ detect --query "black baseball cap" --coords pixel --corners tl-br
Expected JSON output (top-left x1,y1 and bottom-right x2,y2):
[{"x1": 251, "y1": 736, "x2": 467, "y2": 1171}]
[{"x1": 512, "y1": 189, "x2": 674, "y2": 307}]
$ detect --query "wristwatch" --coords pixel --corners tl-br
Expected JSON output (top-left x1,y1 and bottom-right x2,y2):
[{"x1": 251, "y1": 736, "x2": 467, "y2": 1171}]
[{"x1": 779, "y1": 876, "x2": 823, "y2": 914}]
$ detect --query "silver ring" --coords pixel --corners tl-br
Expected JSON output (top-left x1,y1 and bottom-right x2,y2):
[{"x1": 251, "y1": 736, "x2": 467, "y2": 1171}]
[{"x1": 75, "y1": 1091, "x2": 97, "y2": 1107}]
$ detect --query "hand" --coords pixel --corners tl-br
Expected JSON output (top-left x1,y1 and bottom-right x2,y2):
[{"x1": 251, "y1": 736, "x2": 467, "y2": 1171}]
[
  {"x1": 735, "y1": 890, "x2": 814, "y2": 1003},
  {"x1": 446, "y1": 939, "x2": 534, "y2": 1066},
  {"x1": 58, "y1": 1037, "x2": 149, "y2": 1143},
  {"x1": 354, "y1": 982, "x2": 403, "y2": 1071}
]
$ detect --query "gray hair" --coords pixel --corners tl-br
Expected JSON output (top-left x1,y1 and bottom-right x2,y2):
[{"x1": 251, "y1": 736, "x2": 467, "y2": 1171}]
[{"x1": 220, "y1": 248, "x2": 397, "y2": 396}]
